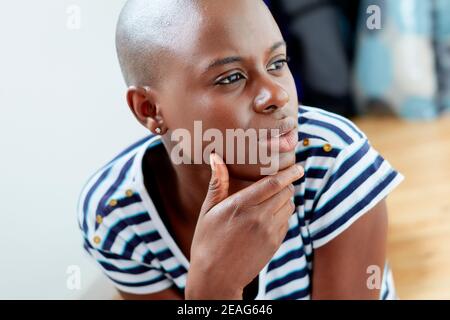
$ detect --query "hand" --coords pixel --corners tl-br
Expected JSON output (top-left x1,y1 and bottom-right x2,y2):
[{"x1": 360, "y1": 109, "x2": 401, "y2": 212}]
[{"x1": 185, "y1": 153, "x2": 304, "y2": 299}]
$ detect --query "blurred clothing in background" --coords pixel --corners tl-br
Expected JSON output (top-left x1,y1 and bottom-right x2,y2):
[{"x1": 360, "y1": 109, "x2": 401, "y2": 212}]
[
  {"x1": 266, "y1": 0, "x2": 359, "y2": 118},
  {"x1": 266, "y1": 0, "x2": 450, "y2": 120},
  {"x1": 435, "y1": 0, "x2": 450, "y2": 114},
  {"x1": 354, "y1": 0, "x2": 438, "y2": 120}
]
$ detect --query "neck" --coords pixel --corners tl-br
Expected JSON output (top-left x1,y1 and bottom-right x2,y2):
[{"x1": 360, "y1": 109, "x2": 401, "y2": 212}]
[
  {"x1": 158, "y1": 142, "x2": 253, "y2": 224},
  {"x1": 174, "y1": 163, "x2": 253, "y2": 220}
]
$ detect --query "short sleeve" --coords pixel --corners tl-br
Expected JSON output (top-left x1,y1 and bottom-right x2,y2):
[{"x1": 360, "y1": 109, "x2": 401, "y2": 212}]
[
  {"x1": 83, "y1": 237, "x2": 173, "y2": 295},
  {"x1": 307, "y1": 137, "x2": 404, "y2": 249}
]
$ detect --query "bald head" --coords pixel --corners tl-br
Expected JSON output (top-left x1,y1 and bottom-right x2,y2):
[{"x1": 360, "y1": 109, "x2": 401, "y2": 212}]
[
  {"x1": 118, "y1": 0, "x2": 297, "y2": 178},
  {"x1": 115, "y1": 0, "x2": 201, "y2": 87},
  {"x1": 116, "y1": 0, "x2": 282, "y2": 91}
]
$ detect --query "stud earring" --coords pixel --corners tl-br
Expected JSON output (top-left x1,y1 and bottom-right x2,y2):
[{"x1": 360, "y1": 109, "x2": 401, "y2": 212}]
[{"x1": 155, "y1": 127, "x2": 162, "y2": 134}]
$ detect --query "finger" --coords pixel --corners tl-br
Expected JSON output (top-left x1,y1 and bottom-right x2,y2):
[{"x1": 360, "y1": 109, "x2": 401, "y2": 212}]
[
  {"x1": 267, "y1": 199, "x2": 296, "y2": 245},
  {"x1": 256, "y1": 184, "x2": 295, "y2": 216},
  {"x1": 239, "y1": 164, "x2": 303, "y2": 205},
  {"x1": 200, "y1": 153, "x2": 230, "y2": 215},
  {"x1": 272, "y1": 198, "x2": 296, "y2": 227}
]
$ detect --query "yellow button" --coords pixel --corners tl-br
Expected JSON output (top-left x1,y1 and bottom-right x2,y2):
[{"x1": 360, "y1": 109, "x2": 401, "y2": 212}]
[
  {"x1": 109, "y1": 199, "x2": 118, "y2": 207},
  {"x1": 96, "y1": 215, "x2": 103, "y2": 224},
  {"x1": 302, "y1": 138, "x2": 310, "y2": 147},
  {"x1": 323, "y1": 143, "x2": 332, "y2": 152},
  {"x1": 125, "y1": 189, "x2": 133, "y2": 197},
  {"x1": 93, "y1": 236, "x2": 101, "y2": 244}
]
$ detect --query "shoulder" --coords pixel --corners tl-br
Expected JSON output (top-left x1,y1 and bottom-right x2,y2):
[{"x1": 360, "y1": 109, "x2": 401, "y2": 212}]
[
  {"x1": 295, "y1": 106, "x2": 404, "y2": 249},
  {"x1": 295, "y1": 105, "x2": 370, "y2": 170},
  {"x1": 297, "y1": 105, "x2": 367, "y2": 150},
  {"x1": 77, "y1": 135, "x2": 177, "y2": 295},
  {"x1": 76, "y1": 135, "x2": 157, "y2": 251}
]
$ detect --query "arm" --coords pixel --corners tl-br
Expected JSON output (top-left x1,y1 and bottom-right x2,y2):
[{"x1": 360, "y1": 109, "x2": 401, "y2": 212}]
[{"x1": 311, "y1": 199, "x2": 388, "y2": 300}]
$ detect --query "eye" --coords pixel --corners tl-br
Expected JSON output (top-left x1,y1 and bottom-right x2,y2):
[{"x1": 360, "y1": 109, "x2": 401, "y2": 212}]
[
  {"x1": 267, "y1": 56, "x2": 290, "y2": 71},
  {"x1": 216, "y1": 72, "x2": 246, "y2": 85}
]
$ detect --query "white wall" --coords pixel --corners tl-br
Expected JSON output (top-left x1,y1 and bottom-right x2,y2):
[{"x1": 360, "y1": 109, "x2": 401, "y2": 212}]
[{"x1": 0, "y1": 0, "x2": 147, "y2": 299}]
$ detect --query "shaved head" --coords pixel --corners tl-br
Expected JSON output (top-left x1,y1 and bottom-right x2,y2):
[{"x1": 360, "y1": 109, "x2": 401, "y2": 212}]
[
  {"x1": 118, "y1": 0, "x2": 298, "y2": 180},
  {"x1": 115, "y1": 0, "x2": 201, "y2": 87}
]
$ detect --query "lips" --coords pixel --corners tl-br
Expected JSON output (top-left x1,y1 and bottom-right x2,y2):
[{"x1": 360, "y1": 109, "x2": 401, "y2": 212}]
[
  {"x1": 276, "y1": 127, "x2": 299, "y2": 152},
  {"x1": 268, "y1": 117, "x2": 297, "y2": 139},
  {"x1": 259, "y1": 117, "x2": 299, "y2": 153}
]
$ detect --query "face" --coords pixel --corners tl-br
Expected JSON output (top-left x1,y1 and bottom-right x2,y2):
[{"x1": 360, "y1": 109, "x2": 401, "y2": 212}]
[{"x1": 157, "y1": 0, "x2": 299, "y2": 180}]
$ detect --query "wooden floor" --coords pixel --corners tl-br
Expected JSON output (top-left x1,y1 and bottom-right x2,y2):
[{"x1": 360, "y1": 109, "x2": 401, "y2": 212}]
[{"x1": 354, "y1": 114, "x2": 450, "y2": 300}]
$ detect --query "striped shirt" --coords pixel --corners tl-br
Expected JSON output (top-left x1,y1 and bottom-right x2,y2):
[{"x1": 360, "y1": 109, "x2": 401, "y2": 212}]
[{"x1": 77, "y1": 105, "x2": 404, "y2": 299}]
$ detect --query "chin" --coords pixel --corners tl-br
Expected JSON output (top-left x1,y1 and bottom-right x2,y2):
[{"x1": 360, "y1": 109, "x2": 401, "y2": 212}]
[
  {"x1": 263, "y1": 151, "x2": 297, "y2": 175},
  {"x1": 227, "y1": 151, "x2": 297, "y2": 181},
  {"x1": 276, "y1": 151, "x2": 297, "y2": 171}
]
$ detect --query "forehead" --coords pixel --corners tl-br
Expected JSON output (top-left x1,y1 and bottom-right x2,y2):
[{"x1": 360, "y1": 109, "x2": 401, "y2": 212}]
[{"x1": 178, "y1": 0, "x2": 284, "y2": 64}]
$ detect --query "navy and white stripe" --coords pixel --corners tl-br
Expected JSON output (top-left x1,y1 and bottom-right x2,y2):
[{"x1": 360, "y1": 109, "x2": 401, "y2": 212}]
[{"x1": 77, "y1": 105, "x2": 403, "y2": 299}]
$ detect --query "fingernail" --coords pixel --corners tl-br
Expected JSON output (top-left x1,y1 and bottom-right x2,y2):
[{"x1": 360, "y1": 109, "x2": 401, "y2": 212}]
[
  {"x1": 296, "y1": 164, "x2": 304, "y2": 176},
  {"x1": 210, "y1": 153, "x2": 216, "y2": 172}
]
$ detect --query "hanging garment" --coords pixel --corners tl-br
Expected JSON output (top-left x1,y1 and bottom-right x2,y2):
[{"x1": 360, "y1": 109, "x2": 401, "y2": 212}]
[
  {"x1": 274, "y1": 0, "x2": 356, "y2": 117},
  {"x1": 435, "y1": 0, "x2": 450, "y2": 114},
  {"x1": 354, "y1": 0, "x2": 439, "y2": 120}
]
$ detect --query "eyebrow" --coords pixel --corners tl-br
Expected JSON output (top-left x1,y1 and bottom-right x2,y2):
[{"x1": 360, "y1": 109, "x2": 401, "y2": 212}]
[
  {"x1": 269, "y1": 40, "x2": 287, "y2": 54},
  {"x1": 203, "y1": 40, "x2": 287, "y2": 74}
]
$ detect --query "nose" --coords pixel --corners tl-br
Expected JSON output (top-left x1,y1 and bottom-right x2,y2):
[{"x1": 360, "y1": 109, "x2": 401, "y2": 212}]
[{"x1": 253, "y1": 78, "x2": 290, "y2": 114}]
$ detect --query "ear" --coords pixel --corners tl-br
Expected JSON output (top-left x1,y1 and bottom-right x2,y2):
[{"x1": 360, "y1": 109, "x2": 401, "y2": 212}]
[{"x1": 126, "y1": 86, "x2": 165, "y2": 134}]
